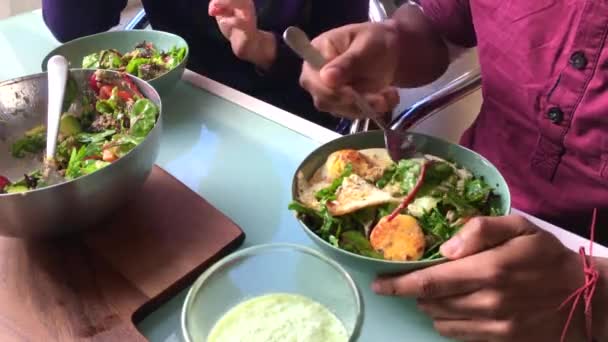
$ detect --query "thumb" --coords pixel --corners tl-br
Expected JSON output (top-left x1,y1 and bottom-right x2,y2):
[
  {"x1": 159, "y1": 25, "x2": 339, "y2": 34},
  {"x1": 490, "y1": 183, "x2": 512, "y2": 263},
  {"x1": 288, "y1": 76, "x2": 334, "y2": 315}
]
[
  {"x1": 439, "y1": 215, "x2": 536, "y2": 259},
  {"x1": 319, "y1": 35, "x2": 370, "y2": 89},
  {"x1": 320, "y1": 51, "x2": 359, "y2": 89}
]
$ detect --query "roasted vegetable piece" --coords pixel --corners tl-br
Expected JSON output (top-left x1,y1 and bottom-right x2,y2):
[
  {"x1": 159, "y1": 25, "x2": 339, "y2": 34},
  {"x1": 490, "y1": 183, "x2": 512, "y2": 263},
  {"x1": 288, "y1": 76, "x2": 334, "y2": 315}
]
[{"x1": 370, "y1": 214, "x2": 426, "y2": 261}]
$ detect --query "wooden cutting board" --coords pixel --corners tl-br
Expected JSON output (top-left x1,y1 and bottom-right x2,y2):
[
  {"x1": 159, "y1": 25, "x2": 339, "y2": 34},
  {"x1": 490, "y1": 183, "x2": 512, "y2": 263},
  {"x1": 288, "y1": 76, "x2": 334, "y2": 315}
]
[{"x1": 0, "y1": 166, "x2": 245, "y2": 341}]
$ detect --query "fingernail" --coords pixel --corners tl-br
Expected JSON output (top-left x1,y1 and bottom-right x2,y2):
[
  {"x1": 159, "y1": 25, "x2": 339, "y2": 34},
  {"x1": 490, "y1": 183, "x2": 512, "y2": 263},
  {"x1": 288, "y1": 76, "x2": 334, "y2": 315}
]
[
  {"x1": 372, "y1": 281, "x2": 382, "y2": 293},
  {"x1": 440, "y1": 236, "x2": 462, "y2": 257},
  {"x1": 371, "y1": 280, "x2": 383, "y2": 293}
]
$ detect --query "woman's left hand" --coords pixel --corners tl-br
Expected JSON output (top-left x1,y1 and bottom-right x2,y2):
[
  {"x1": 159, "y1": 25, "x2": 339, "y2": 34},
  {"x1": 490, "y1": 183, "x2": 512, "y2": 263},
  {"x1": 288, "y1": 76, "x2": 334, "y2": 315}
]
[
  {"x1": 209, "y1": 0, "x2": 276, "y2": 68},
  {"x1": 372, "y1": 215, "x2": 590, "y2": 341}
]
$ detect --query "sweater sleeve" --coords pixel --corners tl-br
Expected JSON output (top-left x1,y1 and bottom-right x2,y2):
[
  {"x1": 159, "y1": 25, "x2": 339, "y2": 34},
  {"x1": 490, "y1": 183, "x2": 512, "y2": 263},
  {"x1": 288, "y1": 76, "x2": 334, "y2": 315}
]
[
  {"x1": 42, "y1": 0, "x2": 128, "y2": 42},
  {"x1": 419, "y1": 0, "x2": 477, "y2": 48},
  {"x1": 260, "y1": 0, "x2": 370, "y2": 83}
]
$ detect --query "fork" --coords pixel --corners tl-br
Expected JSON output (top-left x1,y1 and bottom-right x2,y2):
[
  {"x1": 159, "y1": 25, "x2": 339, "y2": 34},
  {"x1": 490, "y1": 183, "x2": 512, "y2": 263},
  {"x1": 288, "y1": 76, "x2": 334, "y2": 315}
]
[{"x1": 282, "y1": 26, "x2": 416, "y2": 161}]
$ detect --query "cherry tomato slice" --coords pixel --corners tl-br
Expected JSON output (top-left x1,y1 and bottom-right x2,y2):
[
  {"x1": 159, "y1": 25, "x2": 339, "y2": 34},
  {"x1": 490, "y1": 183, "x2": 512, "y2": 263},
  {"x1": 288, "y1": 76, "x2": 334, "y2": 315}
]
[
  {"x1": 0, "y1": 176, "x2": 10, "y2": 189},
  {"x1": 89, "y1": 73, "x2": 100, "y2": 93},
  {"x1": 99, "y1": 85, "x2": 114, "y2": 100},
  {"x1": 121, "y1": 75, "x2": 143, "y2": 98},
  {"x1": 117, "y1": 90, "x2": 133, "y2": 101}
]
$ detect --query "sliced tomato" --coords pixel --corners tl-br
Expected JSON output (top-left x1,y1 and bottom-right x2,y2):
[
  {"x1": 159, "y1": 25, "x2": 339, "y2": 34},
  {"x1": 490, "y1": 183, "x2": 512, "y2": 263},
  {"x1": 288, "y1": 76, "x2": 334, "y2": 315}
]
[
  {"x1": 0, "y1": 176, "x2": 10, "y2": 189},
  {"x1": 99, "y1": 85, "x2": 114, "y2": 100},
  {"x1": 89, "y1": 74, "x2": 100, "y2": 93},
  {"x1": 102, "y1": 149, "x2": 118, "y2": 162},
  {"x1": 121, "y1": 75, "x2": 143, "y2": 98},
  {"x1": 117, "y1": 90, "x2": 133, "y2": 101}
]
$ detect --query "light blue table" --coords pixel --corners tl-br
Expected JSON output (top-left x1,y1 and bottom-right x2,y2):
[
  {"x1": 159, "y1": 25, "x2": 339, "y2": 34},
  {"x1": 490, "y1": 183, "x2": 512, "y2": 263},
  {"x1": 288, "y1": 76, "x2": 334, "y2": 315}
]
[
  {"x1": 3, "y1": 10, "x2": 606, "y2": 342},
  {"x1": 0, "y1": 10, "x2": 446, "y2": 341}
]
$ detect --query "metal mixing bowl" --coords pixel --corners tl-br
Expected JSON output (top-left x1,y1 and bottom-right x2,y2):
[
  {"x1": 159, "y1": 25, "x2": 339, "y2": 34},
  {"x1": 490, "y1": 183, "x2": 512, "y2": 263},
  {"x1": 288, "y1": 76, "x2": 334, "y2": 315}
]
[{"x1": 0, "y1": 69, "x2": 162, "y2": 238}]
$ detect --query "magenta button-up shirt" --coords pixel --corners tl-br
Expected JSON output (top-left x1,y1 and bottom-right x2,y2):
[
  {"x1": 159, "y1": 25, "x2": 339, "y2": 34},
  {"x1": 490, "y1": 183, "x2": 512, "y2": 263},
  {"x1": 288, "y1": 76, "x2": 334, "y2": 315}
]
[{"x1": 421, "y1": 0, "x2": 608, "y2": 244}]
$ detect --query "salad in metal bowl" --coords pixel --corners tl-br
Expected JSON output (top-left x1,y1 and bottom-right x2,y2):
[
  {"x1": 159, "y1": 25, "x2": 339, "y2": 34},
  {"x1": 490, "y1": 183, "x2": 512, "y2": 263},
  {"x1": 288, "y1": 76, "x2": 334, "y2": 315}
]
[
  {"x1": 82, "y1": 41, "x2": 187, "y2": 81},
  {"x1": 289, "y1": 149, "x2": 504, "y2": 262},
  {"x1": 0, "y1": 69, "x2": 159, "y2": 194}
]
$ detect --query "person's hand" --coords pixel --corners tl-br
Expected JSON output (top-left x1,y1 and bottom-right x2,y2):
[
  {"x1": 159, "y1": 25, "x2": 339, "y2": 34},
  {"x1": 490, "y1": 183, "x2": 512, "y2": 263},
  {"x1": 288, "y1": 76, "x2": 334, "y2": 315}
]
[
  {"x1": 298, "y1": 22, "x2": 401, "y2": 119},
  {"x1": 372, "y1": 215, "x2": 588, "y2": 341},
  {"x1": 208, "y1": 0, "x2": 276, "y2": 69}
]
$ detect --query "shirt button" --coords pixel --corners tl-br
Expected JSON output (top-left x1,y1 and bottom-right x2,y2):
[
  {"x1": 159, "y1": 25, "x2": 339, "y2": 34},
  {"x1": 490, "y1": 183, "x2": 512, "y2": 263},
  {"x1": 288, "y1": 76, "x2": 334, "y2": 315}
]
[
  {"x1": 548, "y1": 107, "x2": 564, "y2": 124},
  {"x1": 569, "y1": 51, "x2": 587, "y2": 70}
]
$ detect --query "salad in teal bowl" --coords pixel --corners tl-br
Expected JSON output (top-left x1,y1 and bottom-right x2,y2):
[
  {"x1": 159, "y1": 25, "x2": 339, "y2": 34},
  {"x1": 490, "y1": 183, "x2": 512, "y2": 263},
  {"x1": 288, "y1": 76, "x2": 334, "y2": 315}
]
[
  {"x1": 290, "y1": 131, "x2": 511, "y2": 275},
  {"x1": 80, "y1": 41, "x2": 187, "y2": 81},
  {"x1": 42, "y1": 30, "x2": 189, "y2": 93}
]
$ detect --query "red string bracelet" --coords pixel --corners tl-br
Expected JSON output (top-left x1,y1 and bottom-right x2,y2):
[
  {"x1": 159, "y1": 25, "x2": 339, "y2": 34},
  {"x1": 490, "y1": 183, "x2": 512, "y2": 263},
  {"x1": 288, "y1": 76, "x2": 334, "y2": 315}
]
[{"x1": 559, "y1": 208, "x2": 600, "y2": 342}]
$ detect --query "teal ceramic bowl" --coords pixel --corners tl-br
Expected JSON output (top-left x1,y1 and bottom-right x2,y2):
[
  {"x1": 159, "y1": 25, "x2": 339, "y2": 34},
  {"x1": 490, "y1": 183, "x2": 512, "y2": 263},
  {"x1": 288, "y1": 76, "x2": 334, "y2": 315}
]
[
  {"x1": 291, "y1": 130, "x2": 511, "y2": 276},
  {"x1": 41, "y1": 30, "x2": 188, "y2": 94}
]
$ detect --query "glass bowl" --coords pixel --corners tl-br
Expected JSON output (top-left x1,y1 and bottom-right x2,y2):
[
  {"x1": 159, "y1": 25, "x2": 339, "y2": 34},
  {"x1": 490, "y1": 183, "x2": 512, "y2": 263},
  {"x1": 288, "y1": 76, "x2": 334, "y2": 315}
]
[{"x1": 181, "y1": 243, "x2": 363, "y2": 342}]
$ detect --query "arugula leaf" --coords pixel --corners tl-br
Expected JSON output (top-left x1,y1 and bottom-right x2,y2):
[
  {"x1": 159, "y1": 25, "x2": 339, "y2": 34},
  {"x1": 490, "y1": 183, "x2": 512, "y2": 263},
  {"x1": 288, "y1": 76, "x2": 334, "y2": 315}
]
[
  {"x1": 464, "y1": 178, "x2": 492, "y2": 204},
  {"x1": 419, "y1": 208, "x2": 453, "y2": 240},
  {"x1": 288, "y1": 201, "x2": 320, "y2": 217},
  {"x1": 318, "y1": 202, "x2": 338, "y2": 237},
  {"x1": 378, "y1": 202, "x2": 398, "y2": 218},
  {"x1": 352, "y1": 207, "x2": 376, "y2": 227},
  {"x1": 379, "y1": 159, "x2": 421, "y2": 195},
  {"x1": 129, "y1": 98, "x2": 158, "y2": 137},
  {"x1": 444, "y1": 190, "x2": 478, "y2": 217},
  {"x1": 340, "y1": 230, "x2": 384, "y2": 259},
  {"x1": 485, "y1": 195, "x2": 504, "y2": 216},
  {"x1": 417, "y1": 161, "x2": 454, "y2": 197},
  {"x1": 376, "y1": 164, "x2": 396, "y2": 188},
  {"x1": 315, "y1": 163, "x2": 352, "y2": 201}
]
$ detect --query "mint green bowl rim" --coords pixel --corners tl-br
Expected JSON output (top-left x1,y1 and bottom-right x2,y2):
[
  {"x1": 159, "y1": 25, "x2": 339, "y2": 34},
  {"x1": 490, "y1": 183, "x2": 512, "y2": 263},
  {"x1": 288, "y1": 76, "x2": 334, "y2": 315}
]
[
  {"x1": 291, "y1": 130, "x2": 512, "y2": 267},
  {"x1": 40, "y1": 29, "x2": 189, "y2": 83},
  {"x1": 181, "y1": 243, "x2": 363, "y2": 342}
]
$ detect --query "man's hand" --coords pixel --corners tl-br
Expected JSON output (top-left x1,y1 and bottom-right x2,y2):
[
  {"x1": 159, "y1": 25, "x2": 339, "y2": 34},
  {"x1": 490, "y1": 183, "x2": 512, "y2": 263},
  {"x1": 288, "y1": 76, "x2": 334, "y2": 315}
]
[
  {"x1": 373, "y1": 215, "x2": 589, "y2": 341},
  {"x1": 209, "y1": 0, "x2": 276, "y2": 69},
  {"x1": 298, "y1": 22, "x2": 401, "y2": 119}
]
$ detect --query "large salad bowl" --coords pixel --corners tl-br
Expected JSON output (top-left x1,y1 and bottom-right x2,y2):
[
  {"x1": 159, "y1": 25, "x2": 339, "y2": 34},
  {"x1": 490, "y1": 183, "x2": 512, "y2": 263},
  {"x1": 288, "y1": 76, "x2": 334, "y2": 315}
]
[{"x1": 0, "y1": 69, "x2": 162, "y2": 238}]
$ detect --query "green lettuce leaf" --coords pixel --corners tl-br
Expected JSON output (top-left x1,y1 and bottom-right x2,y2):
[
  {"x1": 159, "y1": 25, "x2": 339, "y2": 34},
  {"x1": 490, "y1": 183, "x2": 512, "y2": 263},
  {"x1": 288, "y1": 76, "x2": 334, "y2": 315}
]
[
  {"x1": 11, "y1": 125, "x2": 46, "y2": 158},
  {"x1": 82, "y1": 52, "x2": 100, "y2": 68},
  {"x1": 129, "y1": 98, "x2": 158, "y2": 137}
]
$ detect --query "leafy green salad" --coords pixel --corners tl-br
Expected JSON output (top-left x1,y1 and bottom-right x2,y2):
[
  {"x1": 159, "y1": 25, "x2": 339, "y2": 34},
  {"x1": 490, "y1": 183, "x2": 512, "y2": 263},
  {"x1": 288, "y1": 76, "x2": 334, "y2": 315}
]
[
  {"x1": 0, "y1": 70, "x2": 159, "y2": 194},
  {"x1": 82, "y1": 41, "x2": 187, "y2": 80},
  {"x1": 289, "y1": 149, "x2": 503, "y2": 261}
]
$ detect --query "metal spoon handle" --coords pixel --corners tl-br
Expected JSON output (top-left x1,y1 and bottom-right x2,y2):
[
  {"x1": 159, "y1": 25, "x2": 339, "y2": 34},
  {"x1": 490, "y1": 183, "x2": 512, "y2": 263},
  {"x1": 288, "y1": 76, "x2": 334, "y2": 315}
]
[
  {"x1": 46, "y1": 55, "x2": 69, "y2": 161},
  {"x1": 283, "y1": 26, "x2": 386, "y2": 129}
]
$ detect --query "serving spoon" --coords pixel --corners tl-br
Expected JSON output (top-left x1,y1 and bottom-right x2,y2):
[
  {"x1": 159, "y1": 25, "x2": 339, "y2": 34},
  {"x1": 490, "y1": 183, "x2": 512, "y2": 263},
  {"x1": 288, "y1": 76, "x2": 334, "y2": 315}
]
[
  {"x1": 282, "y1": 26, "x2": 416, "y2": 161},
  {"x1": 43, "y1": 55, "x2": 69, "y2": 185}
]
